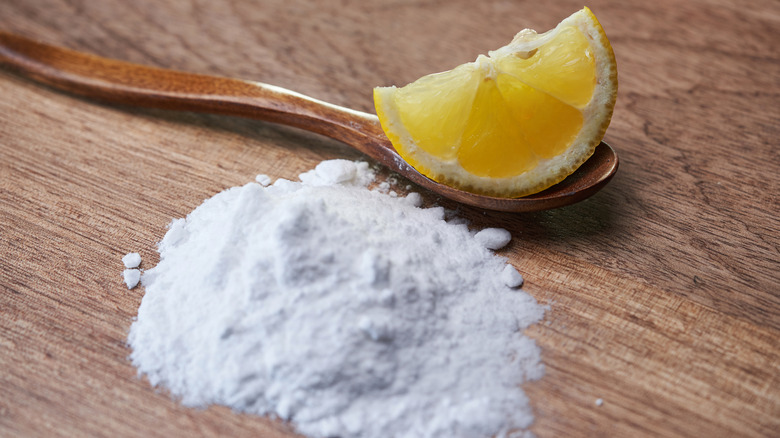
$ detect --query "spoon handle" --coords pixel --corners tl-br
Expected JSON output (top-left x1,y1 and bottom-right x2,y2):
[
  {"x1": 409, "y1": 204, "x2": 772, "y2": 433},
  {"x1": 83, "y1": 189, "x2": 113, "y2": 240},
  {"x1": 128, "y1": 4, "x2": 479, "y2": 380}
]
[{"x1": 0, "y1": 31, "x2": 392, "y2": 161}]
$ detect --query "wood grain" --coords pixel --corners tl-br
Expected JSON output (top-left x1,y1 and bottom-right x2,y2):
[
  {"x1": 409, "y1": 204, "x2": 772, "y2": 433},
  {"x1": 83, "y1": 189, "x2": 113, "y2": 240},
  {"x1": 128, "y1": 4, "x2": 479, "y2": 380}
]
[{"x1": 0, "y1": 0, "x2": 778, "y2": 437}]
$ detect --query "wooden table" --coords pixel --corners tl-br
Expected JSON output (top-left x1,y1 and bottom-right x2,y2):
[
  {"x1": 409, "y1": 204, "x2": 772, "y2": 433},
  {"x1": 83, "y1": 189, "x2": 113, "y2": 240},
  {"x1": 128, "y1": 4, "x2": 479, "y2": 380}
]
[{"x1": 1, "y1": 1, "x2": 777, "y2": 437}]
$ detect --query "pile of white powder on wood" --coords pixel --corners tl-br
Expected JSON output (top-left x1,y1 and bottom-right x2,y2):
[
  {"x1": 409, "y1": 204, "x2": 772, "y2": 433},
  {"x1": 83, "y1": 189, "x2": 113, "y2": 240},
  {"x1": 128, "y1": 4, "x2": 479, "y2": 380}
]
[{"x1": 127, "y1": 160, "x2": 546, "y2": 438}]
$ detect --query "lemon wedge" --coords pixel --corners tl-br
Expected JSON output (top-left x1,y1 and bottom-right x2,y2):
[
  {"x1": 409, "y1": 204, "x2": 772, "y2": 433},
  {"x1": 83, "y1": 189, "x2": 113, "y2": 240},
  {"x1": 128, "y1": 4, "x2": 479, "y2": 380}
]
[{"x1": 374, "y1": 7, "x2": 618, "y2": 198}]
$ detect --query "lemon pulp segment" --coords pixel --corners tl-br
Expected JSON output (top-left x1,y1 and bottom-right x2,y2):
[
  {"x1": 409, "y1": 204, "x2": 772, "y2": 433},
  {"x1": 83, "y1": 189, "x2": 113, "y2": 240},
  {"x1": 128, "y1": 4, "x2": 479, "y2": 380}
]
[
  {"x1": 494, "y1": 25, "x2": 596, "y2": 109},
  {"x1": 394, "y1": 64, "x2": 480, "y2": 161}
]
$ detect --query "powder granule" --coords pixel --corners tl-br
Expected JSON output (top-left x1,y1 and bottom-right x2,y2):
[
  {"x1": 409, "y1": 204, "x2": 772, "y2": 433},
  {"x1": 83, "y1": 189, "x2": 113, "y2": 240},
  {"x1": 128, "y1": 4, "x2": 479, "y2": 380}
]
[
  {"x1": 474, "y1": 227, "x2": 513, "y2": 250},
  {"x1": 128, "y1": 160, "x2": 545, "y2": 438},
  {"x1": 123, "y1": 269, "x2": 141, "y2": 289},
  {"x1": 502, "y1": 264, "x2": 525, "y2": 288},
  {"x1": 122, "y1": 252, "x2": 141, "y2": 268},
  {"x1": 255, "y1": 174, "x2": 272, "y2": 186}
]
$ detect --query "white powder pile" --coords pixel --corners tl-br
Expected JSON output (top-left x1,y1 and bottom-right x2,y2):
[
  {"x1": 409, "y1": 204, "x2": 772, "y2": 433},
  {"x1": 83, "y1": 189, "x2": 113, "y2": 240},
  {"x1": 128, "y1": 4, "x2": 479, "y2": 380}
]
[{"x1": 128, "y1": 160, "x2": 546, "y2": 438}]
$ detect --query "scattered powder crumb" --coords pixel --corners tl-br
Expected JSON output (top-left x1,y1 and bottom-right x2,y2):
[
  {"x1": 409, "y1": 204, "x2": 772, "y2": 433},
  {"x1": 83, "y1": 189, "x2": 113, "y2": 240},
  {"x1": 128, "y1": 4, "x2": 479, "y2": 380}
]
[
  {"x1": 123, "y1": 269, "x2": 141, "y2": 289},
  {"x1": 595, "y1": 398, "x2": 604, "y2": 407},
  {"x1": 122, "y1": 252, "x2": 142, "y2": 268},
  {"x1": 255, "y1": 174, "x2": 272, "y2": 186},
  {"x1": 127, "y1": 159, "x2": 546, "y2": 438},
  {"x1": 474, "y1": 227, "x2": 513, "y2": 250},
  {"x1": 502, "y1": 264, "x2": 525, "y2": 288},
  {"x1": 405, "y1": 192, "x2": 423, "y2": 207}
]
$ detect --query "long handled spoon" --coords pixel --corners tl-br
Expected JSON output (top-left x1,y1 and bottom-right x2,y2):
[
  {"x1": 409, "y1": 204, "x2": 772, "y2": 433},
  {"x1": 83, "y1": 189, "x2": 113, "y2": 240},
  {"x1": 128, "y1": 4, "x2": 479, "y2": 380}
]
[{"x1": 0, "y1": 31, "x2": 617, "y2": 212}]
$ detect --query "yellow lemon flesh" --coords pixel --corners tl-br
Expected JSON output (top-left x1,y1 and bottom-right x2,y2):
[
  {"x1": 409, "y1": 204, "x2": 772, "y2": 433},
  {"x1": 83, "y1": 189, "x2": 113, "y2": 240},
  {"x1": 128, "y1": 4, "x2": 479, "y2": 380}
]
[{"x1": 374, "y1": 7, "x2": 617, "y2": 198}]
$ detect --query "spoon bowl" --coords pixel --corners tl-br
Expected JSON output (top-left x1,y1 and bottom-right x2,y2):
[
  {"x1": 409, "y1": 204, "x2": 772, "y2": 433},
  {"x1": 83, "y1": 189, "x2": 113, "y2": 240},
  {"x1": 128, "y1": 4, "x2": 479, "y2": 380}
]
[{"x1": 0, "y1": 31, "x2": 617, "y2": 212}]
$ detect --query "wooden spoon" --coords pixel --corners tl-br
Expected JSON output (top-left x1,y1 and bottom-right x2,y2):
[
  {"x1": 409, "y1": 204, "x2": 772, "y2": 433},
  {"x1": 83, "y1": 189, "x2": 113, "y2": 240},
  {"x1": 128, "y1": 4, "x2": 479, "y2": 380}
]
[{"x1": 0, "y1": 31, "x2": 618, "y2": 212}]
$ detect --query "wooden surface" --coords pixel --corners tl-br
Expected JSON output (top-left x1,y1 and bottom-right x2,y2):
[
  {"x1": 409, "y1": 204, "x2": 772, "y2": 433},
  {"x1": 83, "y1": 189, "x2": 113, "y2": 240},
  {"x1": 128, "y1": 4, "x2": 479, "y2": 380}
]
[{"x1": 0, "y1": 0, "x2": 777, "y2": 437}]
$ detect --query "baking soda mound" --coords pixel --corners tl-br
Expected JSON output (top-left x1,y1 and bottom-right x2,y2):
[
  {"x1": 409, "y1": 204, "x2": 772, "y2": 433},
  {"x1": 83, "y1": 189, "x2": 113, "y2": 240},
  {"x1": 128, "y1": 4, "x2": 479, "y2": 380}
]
[{"x1": 127, "y1": 160, "x2": 546, "y2": 438}]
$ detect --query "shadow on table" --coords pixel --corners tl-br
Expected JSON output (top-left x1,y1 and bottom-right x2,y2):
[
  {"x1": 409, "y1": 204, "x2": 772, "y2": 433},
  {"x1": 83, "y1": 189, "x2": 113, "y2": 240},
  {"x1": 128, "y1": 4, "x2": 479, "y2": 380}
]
[{"x1": 72, "y1": 95, "x2": 637, "y2": 250}]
